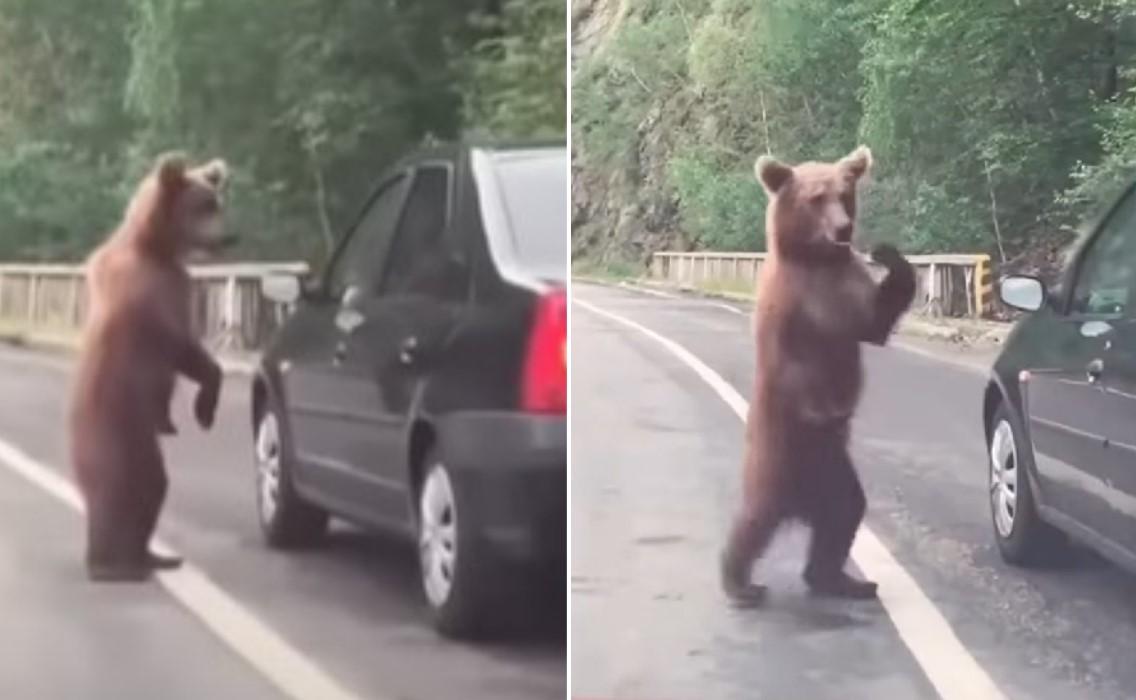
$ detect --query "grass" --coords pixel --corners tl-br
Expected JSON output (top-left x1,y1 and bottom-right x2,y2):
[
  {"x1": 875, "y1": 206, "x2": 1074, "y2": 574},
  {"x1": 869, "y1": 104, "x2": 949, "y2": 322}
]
[
  {"x1": 571, "y1": 256, "x2": 641, "y2": 281},
  {"x1": 0, "y1": 319, "x2": 80, "y2": 351}
]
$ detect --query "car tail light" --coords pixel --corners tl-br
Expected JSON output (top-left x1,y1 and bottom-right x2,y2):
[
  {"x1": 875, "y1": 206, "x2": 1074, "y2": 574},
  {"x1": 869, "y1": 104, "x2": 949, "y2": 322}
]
[{"x1": 521, "y1": 289, "x2": 567, "y2": 413}]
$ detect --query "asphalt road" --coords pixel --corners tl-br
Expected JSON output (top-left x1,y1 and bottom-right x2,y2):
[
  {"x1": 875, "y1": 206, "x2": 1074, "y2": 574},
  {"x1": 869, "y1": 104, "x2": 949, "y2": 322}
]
[
  {"x1": 0, "y1": 345, "x2": 565, "y2": 699},
  {"x1": 571, "y1": 282, "x2": 1136, "y2": 700}
]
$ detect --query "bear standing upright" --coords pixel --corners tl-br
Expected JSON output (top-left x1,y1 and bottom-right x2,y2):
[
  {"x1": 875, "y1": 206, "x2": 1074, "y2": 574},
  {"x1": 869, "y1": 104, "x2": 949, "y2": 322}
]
[
  {"x1": 70, "y1": 153, "x2": 230, "y2": 581},
  {"x1": 720, "y1": 146, "x2": 916, "y2": 605}
]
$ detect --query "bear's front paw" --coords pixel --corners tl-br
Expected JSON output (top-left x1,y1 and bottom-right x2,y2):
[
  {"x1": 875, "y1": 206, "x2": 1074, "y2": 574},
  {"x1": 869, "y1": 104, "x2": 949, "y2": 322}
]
[
  {"x1": 194, "y1": 386, "x2": 218, "y2": 430},
  {"x1": 870, "y1": 243, "x2": 909, "y2": 271}
]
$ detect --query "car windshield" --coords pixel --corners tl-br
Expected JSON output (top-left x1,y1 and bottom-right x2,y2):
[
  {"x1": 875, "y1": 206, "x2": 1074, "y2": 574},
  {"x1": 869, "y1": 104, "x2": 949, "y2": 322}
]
[{"x1": 491, "y1": 149, "x2": 567, "y2": 282}]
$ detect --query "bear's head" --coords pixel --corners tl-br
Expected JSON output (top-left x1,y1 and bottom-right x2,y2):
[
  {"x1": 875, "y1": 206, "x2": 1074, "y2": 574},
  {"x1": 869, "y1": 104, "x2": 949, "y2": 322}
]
[
  {"x1": 124, "y1": 152, "x2": 233, "y2": 259},
  {"x1": 754, "y1": 146, "x2": 872, "y2": 263}
]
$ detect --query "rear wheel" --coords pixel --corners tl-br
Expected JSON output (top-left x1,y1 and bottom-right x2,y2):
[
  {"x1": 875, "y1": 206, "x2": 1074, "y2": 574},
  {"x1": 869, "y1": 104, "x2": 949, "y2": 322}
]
[
  {"x1": 417, "y1": 452, "x2": 511, "y2": 638},
  {"x1": 988, "y1": 403, "x2": 1067, "y2": 565},
  {"x1": 254, "y1": 400, "x2": 329, "y2": 548}
]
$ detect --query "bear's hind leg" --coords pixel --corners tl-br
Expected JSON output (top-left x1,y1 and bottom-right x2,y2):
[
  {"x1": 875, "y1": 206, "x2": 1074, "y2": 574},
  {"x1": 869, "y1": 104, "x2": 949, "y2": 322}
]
[
  {"x1": 721, "y1": 496, "x2": 782, "y2": 607},
  {"x1": 85, "y1": 481, "x2": 150, "y2": 582},
  {"x1": 134, "y1": 445, "x2": 182, "y2": 571},
  {"x1": 802, "y1": 449, "x2": 877, "y2": 599}
]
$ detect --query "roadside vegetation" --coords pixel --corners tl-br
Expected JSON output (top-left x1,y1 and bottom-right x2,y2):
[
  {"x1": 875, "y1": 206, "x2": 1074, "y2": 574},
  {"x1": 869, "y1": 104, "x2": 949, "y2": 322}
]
[
  {"x1": 0, "y1": 0, "x2": 565, "y2": 263},
  {"x1": 572, "y1": 0, "x2": 1136, "y2": 280}
]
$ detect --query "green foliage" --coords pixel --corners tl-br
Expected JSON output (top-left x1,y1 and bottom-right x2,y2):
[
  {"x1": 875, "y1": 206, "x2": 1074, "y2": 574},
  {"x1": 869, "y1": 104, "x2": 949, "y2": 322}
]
[
  {"x1": 573, "y1": 0, "x2": 1136, "y2": 262},
  {"x1": 464, "y1": 0, "x2": 566, "y2": 138},
  {"x1": 669, "y1": 152, "x2": 765, "y2": 250},
  {"x1": 0, "y1": 0, "x2": 565, "y2": 262}
]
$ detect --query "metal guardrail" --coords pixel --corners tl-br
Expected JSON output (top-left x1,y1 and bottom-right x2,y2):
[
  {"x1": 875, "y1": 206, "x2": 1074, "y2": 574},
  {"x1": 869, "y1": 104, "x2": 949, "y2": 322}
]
[
  {"x1": 649, "y1": 251, "x2": 994, "y2": 318},
  {"x1": 0, "y1": 262, "x2": 309, "y2": 352}
]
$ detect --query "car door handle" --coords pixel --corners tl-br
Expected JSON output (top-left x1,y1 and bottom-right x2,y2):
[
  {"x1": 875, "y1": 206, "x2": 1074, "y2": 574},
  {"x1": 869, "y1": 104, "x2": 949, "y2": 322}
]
[
  {"x1": 399, "y1": 336, "x2": 420, "y2": 366},
  {"x1": 1087, "y1": 358, "x2": 1104, "y2": 384}
]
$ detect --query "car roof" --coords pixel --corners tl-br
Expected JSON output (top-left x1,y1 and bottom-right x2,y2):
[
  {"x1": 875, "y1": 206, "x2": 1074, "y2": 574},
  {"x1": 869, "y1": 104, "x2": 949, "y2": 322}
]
[{"x1": 393, "y1": 139, "x2": 564, "y2": 168}]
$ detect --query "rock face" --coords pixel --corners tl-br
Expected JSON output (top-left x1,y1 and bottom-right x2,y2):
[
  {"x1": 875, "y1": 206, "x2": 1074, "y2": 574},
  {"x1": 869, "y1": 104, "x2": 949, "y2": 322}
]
[{"x1": 571, "y1": 0, "x2": 685, "y2": 269}]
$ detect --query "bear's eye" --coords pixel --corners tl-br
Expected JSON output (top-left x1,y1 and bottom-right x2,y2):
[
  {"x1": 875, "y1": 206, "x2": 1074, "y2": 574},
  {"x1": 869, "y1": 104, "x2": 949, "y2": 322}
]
[{"x1": 808, "y1": 193, "x2": 826, "y2": 206}]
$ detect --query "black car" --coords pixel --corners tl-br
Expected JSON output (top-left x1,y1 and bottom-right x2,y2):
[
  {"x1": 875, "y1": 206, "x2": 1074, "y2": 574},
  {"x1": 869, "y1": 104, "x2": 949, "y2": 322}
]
[
  {"x1": 986, "y1": 180, "x2": 1136, "y2": 571},
  {"x1": 251, "y1": 142, "x2": 566, "y2": 637}
]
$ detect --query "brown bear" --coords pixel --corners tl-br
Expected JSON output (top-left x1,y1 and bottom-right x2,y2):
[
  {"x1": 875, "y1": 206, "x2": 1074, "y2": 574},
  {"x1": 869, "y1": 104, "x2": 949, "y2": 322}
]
[
  {"x1": 720, "y1": 145, "x2": 916, "y2": 606},
  {"x1": 70, "y1": 153, "x2": 230, "y2": 582}
]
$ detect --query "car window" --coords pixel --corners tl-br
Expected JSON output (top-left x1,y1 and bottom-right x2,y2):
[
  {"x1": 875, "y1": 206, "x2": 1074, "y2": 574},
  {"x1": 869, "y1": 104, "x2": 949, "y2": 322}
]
[
  {"x1": 492, "y1": 149, "x2": 567, "y2": 281},
  {"x1": 1070, "y1": 190, "x2": 1136, "y2": 317},
  {"x1": 325, "y1": 174, "x2": 407, "y2": 299},
  {"x1": 377, "y1": 166, "x2": 464, "y2": 299}
]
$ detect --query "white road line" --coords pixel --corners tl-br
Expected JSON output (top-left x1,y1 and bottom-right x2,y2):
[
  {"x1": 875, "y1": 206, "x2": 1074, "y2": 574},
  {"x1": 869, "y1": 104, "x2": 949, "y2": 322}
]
[
  {"x1": 0, "y1": 437, "x2": 367, "y2": 700},
  {"x1": 589, "y1": 281, "x2": 992, "y2": 376},
  {"x1": 709, "y1": 302, "x2": 746, "y2": 315},
  {"x1": 890, "y1": 339, "x2": 988, "y2": 376},
  {"x1": 573, "y1": 298, "x2": 1007, "y2": 700},
  {"x1": 616, "y1": 281, "x2": 677, "y2": 299}
]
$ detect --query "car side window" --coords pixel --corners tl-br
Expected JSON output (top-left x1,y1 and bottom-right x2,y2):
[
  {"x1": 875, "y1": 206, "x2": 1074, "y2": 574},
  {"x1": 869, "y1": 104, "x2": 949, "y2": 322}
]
[
  {"x1": 377, "y1": 166, "x2": 464, "y2": 299},
  {"x1": 325, "y1": 174, "x2": 408, "y2": 299},
  {"x1": 1070, "y1": 191, "x2": 1136, "y2": 317}
]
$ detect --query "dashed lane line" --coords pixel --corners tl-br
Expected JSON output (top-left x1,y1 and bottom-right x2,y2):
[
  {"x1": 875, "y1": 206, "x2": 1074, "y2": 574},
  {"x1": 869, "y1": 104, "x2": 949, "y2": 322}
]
[
  {"x1": 0, "y1": 436, "x2": 369, "y2": 700},
  {"x1": 573, "y1": 297, "x2": 1007, "y2": 700}
]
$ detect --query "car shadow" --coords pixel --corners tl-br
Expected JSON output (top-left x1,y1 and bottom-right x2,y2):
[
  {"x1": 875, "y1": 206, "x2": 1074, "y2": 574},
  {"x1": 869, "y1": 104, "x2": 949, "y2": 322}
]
[{"x1": 300, "y1": 524, "x2": 566, "y2": 647}]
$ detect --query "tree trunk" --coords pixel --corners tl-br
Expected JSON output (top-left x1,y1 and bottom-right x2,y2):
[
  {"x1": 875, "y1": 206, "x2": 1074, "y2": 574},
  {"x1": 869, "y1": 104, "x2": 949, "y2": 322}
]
[
  {"x1": 309, "y1": 149, "x2": 335, "y2": 254},
  {"x1": 1103, "y1": 25, "x2": 1119, "y2": 101},
  {"x1": 984, "y1": 159, "x2": 1007, "y2": 263},
  {"x1": 759, "y1": 89, "x2": 772, "y2": 154}
]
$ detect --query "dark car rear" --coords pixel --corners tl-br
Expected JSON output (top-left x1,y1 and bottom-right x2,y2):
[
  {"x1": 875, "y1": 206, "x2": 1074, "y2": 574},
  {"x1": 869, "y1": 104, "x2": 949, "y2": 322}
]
[{"x1": 250, "y1": 142, "x2": 566, "y2": 638}]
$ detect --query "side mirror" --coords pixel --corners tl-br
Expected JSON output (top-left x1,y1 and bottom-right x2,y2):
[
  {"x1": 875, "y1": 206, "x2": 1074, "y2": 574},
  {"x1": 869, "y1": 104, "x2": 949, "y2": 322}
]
[
  {"x1": 262, "y1": 274, "x2": 302, "y2": 304},
  {"x1": 999, "y1": 275, "x2": 1046, "y2": 313}
]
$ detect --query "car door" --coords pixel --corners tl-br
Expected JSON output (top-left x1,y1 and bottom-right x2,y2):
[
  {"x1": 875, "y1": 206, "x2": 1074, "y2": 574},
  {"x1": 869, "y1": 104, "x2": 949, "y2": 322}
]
[
  {"x1": 329, "y1": 163, "x2": 471, "y2": 526},
  {"x1": 1085, "y1": 226, "x2": 1136, "y2": 556},
  {"x1": 282, "y1": 172, "x2": 410, "y2": 515},
  {"x1": 1025, "y1": 187, "x2": 1136, "y2": 540}
]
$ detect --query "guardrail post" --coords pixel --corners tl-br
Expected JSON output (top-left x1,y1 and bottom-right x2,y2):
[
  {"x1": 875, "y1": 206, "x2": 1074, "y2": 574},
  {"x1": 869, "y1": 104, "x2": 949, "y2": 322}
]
[
  {"x1": 26, "y1": 271, "x2": 37, "y2": 326},
  {"x1": 66, "y1": 274, "x2": 80, "y2": 329},
  {"x1": 974, "y1": 255, "x2": 990, "y2": 318},
  {"x1": 218, "y1": 273, "x2": 239, "y2": 351}
]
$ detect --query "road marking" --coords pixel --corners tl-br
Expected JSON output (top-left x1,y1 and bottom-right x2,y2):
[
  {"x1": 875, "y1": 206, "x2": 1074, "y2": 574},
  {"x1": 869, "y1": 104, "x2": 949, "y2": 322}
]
[
  {"x1": 584, "y1": 281, "x2": 992, "y2": 376},
  {"x1": 709, "y1": 302, "x2": 746, "y2": 315},
  {"x1": 574, "y1": 297, "x2": 1007, "y2": 700},
  {"x1": 0, "y1": 436, "x2": 367, "y2": 700},
  {"x1": 616, "y1": 281, "x2": 677, "y2": 299},
  {"x1": 889, "y1": 339, "x2": 988, "y2": 376}
]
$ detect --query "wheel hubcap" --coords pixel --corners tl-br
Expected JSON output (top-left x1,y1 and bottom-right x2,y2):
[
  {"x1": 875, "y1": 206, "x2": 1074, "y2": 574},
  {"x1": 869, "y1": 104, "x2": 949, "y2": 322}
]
[
  {"x1": 255, "y1": 413, "x2": 282, "y2": 525},
  {"x1": 990, "y1": 419, "x2": 1018, "y2": 538},
  {"x1": 419, "y1": 464, "x2": 457, "y2": 608}
]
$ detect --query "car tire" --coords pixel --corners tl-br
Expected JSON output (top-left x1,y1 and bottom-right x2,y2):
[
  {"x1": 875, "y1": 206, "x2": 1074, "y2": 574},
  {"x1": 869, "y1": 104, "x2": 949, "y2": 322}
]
[
  {"x1": 988, "y1": 402, "x2": 1067, "y2": 565},
  {"x1": 417, "y1": 451, "x2": 513, "y2": 639},
  {"x1": 253, "y1": 397, "x2": 329, "y2": 549}
]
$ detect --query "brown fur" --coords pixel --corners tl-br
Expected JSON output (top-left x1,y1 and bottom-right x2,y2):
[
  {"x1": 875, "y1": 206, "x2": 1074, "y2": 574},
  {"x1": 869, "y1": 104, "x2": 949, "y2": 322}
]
[
  {"x1": 69, "y1": 153, "x2": 230, "y2": 581},
  {"x1": 721, "y1": 146, "x2": 916, "y2": 603}
]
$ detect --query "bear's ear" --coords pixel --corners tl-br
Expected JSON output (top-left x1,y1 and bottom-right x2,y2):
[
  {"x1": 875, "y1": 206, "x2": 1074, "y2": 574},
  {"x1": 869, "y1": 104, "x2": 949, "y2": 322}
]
[
  {"x1": 841, "y1": 145, "x2": 873, "y2": 179},
  {"x1": 754, "y1": 155, "x2": 793, "y2": 194},
  {"x1": 197, "y1": 158, "x2": 229, "y2": 189},
  {"x1": 155, "y1": 152, "x2": 188, "y2": 189}
]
